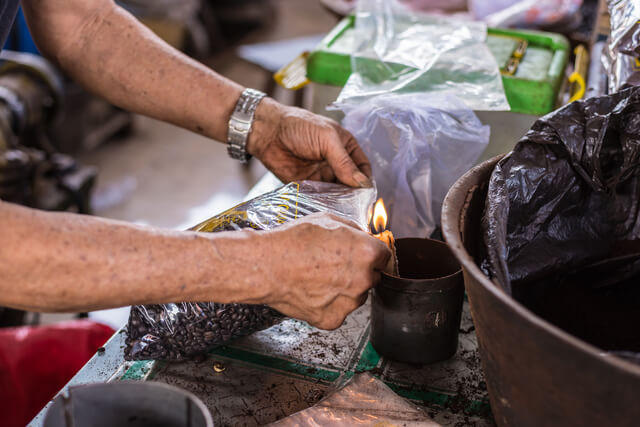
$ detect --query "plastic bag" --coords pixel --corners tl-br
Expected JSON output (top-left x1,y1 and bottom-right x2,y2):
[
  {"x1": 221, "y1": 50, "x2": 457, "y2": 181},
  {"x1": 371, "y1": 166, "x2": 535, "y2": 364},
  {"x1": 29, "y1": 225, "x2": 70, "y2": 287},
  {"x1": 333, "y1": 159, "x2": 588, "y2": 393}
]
[
  {"x1": 335, "y1": 0, "x2": 508, "y2": 111},
  {"x1": 268, "y1": 373, "x2": 440, "y2": 426},
  {"x1": 339, "y1": 93, "x2": 489, "y2": 239},
  {"x1": 400, "y1": 0, "x2": 467, "y2": 12},
  {"x1": 125, "y1": 181, "x2": 376, "y2": 361},
  {"x1": 470, "y1": 0, "x2": 582, "y2": 29},
  {"x1": 608, "y1": 0, "x2": 640, "y2": 58},
  {"x1": 483, "y1": 87, "x2": 640, "y2": 353}
]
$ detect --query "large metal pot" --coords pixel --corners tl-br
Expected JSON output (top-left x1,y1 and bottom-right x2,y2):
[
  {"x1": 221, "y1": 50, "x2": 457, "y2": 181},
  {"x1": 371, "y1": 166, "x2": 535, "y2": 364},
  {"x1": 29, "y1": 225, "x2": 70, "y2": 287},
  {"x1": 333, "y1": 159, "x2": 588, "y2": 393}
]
[{"x1": 441, "y1": 156, "x2": 640, "y2": 427}]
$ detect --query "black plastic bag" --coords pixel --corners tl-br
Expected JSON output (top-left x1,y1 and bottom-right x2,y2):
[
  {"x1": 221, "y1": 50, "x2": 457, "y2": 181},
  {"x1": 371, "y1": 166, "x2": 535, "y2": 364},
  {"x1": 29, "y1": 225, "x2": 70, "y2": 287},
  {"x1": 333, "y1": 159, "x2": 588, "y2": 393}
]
[
  {"x1": 483, "y1": 87, "x2": 640, "y2": 353},
  {"x1": 124, "y1": 181, "x2": 375, "y2": 361}
]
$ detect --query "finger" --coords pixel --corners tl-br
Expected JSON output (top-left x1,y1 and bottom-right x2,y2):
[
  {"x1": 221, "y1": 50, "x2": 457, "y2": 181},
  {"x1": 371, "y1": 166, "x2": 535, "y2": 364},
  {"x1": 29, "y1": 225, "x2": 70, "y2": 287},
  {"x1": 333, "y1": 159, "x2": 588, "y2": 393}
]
[
  {"x1": 369, "y1": 237, "x2": 393, "y2": 272},
  {"x1": 318, "y1": 163, "x2": 337, "y2": 183},
  {"x1": 322, "y1": 130, "x2": 372, "y2": 188},
  {"x1": 304, "y1": 162, "x2": 337, "y2": 183},
  {"x1": 335, "y1": 126, "x2": 373, "y2": 179},
  {"x1": 319, "y1": 296, "x2": 359, "y2": 330},
  {"x1": 356, "y1": 290, "x2": 369, "y2": 307}
]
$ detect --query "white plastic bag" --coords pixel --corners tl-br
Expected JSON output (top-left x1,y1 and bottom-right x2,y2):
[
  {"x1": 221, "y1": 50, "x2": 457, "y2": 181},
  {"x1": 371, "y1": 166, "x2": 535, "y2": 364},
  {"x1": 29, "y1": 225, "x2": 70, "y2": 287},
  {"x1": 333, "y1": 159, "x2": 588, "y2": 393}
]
[
  {"x1": 336, "y1": 0, "x2": 508, "y2": 111},
  {"x1": 470, "y1": 0, "x2": 582, "y2": 29},
  {"x1": 268, "y1": 373, "x2": 441, "y2": 426},
  {"x1": 338, "y1": 93, "x2": 490, "y2": 239}
]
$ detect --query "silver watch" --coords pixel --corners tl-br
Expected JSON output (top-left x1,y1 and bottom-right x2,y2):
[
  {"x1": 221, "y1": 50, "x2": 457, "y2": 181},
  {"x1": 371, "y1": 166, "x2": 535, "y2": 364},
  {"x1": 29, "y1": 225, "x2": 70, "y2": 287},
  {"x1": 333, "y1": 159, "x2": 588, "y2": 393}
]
[{"x1": 227, "y1": 88, "x2": 266, "y2": 163}]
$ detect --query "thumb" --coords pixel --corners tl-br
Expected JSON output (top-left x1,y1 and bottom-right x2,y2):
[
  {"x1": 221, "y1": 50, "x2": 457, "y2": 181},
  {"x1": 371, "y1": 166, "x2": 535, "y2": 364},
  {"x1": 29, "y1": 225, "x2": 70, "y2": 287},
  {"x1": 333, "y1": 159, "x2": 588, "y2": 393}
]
[{"x1": 323, "y1": 132, "x2": 372, "y2": 188}]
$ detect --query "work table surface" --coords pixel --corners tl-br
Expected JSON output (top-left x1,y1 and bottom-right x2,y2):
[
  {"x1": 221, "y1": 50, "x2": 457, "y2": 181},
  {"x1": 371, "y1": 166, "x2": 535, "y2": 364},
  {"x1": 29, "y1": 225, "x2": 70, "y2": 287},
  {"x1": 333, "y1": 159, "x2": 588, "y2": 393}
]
[{"x1": 30, "y1": 174, "x2": 493, "y2": 426}]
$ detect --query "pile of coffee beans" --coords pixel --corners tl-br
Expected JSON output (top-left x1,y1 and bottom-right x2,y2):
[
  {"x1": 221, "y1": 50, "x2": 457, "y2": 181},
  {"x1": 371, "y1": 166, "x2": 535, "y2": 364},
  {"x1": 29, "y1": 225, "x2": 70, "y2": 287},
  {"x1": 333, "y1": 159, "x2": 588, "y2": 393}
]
[{"x1": 125, "y1": 302, "x2": 282, "y2": 360}]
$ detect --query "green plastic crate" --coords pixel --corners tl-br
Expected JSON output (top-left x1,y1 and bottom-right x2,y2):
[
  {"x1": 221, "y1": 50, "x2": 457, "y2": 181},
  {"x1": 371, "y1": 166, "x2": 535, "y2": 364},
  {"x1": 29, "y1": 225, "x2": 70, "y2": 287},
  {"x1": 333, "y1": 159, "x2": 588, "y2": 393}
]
[{"x1": 306, "y1": 16, "x2": 569, "y2": 115}]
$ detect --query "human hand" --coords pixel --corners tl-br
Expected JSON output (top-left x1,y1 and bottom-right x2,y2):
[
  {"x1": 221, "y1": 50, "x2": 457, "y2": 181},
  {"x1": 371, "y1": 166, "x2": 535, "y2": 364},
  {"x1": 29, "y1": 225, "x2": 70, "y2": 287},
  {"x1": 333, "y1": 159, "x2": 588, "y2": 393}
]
[
  {"x1": 247, "y1": 98, "x2": 373, "y2": 188},
  {"x1": 258, "y1": 213, "x2": 390, "y2": 329}
]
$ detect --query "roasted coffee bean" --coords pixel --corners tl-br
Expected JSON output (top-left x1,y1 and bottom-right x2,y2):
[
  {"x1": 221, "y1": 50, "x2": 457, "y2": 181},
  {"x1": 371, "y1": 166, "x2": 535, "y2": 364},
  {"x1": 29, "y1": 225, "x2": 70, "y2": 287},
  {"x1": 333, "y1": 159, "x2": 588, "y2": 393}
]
[{"x1": 124, "y1": 301, "x2": 282, "y2": 361}]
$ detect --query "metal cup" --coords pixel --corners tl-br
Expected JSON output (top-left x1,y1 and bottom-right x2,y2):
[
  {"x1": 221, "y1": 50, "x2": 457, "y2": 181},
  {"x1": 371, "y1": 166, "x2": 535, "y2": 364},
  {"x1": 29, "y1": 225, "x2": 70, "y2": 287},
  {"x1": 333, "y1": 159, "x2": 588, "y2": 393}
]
[
  {"x1": 43, "y1": 381, "x2": 213, "y2": 427},
  {"x1": 370, "y1": 237, "x2": 464, "y2": 365}
]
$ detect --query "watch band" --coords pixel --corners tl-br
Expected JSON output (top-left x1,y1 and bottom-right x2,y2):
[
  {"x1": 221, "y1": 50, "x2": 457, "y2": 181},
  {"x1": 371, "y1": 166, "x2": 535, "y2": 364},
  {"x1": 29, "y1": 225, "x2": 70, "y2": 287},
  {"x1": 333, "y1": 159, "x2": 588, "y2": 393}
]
[{"x1": 227, "y1": 88, "x2": 266, "y2": 163}]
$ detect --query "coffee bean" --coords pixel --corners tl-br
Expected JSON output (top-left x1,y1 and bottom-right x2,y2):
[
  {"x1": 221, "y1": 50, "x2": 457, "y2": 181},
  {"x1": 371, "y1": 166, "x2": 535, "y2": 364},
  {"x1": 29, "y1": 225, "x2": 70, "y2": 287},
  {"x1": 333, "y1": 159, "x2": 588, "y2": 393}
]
[{"x1": 124, "y1": 301, "x2": 283, "y2": 361}]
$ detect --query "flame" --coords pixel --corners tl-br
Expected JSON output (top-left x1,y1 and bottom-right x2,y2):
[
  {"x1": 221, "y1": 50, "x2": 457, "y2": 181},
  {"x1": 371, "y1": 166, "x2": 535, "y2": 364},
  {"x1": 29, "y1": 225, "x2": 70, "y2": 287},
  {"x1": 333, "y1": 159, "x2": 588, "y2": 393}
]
[{"x1": 372, "y1": 198, "x2": 388, "y2": 233}]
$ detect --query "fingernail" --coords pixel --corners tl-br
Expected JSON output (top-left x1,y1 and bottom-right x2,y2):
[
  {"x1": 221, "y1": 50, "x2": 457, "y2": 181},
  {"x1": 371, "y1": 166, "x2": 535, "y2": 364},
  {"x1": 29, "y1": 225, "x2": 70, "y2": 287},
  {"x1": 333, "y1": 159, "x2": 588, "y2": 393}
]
[{"x1": 353, "y1": 171, "x2": 373, "y2": 188}]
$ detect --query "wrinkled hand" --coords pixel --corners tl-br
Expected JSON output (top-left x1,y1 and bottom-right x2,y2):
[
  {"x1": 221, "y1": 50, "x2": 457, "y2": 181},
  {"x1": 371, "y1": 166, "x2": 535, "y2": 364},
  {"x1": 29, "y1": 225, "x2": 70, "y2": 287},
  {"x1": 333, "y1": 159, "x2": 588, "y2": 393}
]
[
  {"x1": 247, "y1": 98, "x2": 372, "y2": 188},
  {"x1": 260, "y1": 213, "x2": 390, "y2": 330}
]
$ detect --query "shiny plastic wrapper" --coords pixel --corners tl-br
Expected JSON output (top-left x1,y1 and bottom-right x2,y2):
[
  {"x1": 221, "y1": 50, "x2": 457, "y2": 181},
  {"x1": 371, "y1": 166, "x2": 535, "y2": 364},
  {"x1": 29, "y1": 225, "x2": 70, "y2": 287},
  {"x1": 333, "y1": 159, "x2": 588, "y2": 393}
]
[
  {"x1": 609, "y1": 0, "x2": 640, "y2": 58},
  {"x1": 268, "y1": 373, "x2": 440, "y2": 426},
  {"x1": 483, "y1": 87, "x2": 640, "y2": 354},
  {"x1": 602, "y1": 43, "x2": 640, "y2": 94},
  {"x1": 339, "y1": 93, "x2": 489, "y2": 239},
  {"x1": 334, "y1": 0, "x2": 508, "y2": 111},
  {"x1": 125, "y1": 181, "x2": 376, "y2": 361}
]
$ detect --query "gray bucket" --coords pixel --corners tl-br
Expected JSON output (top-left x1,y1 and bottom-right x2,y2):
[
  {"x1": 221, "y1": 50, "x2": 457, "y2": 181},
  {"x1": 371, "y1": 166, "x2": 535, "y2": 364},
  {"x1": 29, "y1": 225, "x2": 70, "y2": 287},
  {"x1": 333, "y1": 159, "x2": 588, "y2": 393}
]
[
  {"x1": 43, "y1": 381, "x2": 213, "y2": 427},
  {"x1": 441, "y1": 156, "x2": 640, "y2": 427}
]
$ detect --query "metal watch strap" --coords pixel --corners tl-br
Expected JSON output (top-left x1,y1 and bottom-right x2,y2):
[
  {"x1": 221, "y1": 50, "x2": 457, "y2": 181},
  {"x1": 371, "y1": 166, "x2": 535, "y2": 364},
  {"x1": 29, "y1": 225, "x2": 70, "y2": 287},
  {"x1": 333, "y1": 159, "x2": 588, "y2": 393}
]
[{"x1": 227, "y1": 88, "x2": 266, "y2": 163}]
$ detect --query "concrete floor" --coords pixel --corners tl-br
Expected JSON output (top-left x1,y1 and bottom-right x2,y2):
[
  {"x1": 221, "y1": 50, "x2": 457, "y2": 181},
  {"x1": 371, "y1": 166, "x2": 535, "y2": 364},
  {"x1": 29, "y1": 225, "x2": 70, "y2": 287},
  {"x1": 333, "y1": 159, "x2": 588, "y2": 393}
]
[{"x1": 50, "y1": 1, "x2": 341, "y2": 328}]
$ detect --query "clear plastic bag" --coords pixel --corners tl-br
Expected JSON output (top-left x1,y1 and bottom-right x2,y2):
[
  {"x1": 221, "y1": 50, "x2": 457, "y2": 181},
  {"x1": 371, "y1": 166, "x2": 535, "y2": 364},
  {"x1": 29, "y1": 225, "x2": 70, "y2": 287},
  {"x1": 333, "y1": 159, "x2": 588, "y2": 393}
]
[
  {"x1": 335, "y1": 0, "x2": 508, "y2": 111},
  {"x1": 608, "y1": 0, "x2": 640, "y2": 58},
  {"x1": 268, "y1": 373, "x2": 440, "y2": 426},
  {"x1": 338, "y1": 93, "x2": 490, "y2": 239},
  {"x1": 124, "y1": 181, "x2": 376, "y2": 361}
]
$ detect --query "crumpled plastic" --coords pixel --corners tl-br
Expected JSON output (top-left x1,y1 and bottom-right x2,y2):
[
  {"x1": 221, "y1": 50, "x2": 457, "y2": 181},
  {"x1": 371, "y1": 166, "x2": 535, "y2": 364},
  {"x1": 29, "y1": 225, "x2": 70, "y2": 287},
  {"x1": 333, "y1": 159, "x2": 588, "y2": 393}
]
[
  {"x1": 608, "y1": 0, "x2": 640, "y2": 58},
  {"x1": 602, "y1": 41, "x2": 640, "y2": 94},
  {"x1": 338, "y1": 93, "x2": 489, "y2": 239},
  {"x1": 484, "y1": 86, "x2": 640, "y2": 293},
  {"x1": 482, "y1": 87, "x2": 640, "y2": 354},
  {"x1": 335, "y1": 0, "x2": 508, "y2": 111},
  {"x1": 470, "y1": 0, "x2": 582, "y2": 29},
  {"x1": 268, "y1": 373, "x2": 441, "y2": 426},
  {"x1": 125, "y1": 181, "x2": 376, "y2": 361}
]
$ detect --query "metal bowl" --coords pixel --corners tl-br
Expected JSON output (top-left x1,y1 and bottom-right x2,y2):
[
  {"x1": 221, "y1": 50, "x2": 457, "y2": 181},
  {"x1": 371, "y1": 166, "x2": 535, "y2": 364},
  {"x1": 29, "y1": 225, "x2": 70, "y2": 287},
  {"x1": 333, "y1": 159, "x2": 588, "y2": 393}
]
[{"x1": 441, "y1": 156, "x2": 640, "y2": 427}]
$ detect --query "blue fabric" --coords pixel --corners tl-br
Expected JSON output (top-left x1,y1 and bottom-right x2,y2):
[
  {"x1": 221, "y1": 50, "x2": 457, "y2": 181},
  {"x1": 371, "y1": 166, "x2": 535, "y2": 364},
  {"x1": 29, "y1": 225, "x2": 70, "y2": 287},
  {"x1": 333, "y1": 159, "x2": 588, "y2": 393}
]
[{"x1": 3, "y1": 7, "x2": 40, "y2": 54}]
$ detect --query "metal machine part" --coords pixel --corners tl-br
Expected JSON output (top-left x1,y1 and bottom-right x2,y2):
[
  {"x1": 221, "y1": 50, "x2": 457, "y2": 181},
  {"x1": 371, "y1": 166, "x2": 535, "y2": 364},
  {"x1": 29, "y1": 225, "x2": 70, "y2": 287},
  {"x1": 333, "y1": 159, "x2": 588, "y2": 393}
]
[{"x1": 0, "y1": 51, "x2": 96, "y2": 213}]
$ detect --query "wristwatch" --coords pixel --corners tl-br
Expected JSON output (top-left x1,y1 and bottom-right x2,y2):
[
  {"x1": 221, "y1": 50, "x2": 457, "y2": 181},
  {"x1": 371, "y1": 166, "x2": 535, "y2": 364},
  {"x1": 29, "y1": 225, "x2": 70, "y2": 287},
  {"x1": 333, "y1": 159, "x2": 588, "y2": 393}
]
[{"x1": 227, "y1": 88, "x2": 266, "y2": 163}]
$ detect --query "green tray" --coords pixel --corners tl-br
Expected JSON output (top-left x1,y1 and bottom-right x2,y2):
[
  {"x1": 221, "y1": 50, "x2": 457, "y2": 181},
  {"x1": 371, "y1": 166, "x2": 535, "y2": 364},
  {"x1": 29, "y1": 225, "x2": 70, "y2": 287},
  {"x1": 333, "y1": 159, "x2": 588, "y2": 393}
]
[{"x1": 306, "y1": 16, "x2": 569, "y2": 115}]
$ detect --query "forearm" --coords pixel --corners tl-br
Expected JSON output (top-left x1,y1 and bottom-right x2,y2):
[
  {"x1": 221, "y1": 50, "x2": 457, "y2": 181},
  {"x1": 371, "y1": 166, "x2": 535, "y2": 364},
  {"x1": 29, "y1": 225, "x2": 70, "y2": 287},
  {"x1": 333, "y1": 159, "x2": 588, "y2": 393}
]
[
  {"x1": 0, "y1": 201, "x2": 271, "y2": 312},
  {"x1": 22, "y1": 0, "x2": 249, "y2": 142}
]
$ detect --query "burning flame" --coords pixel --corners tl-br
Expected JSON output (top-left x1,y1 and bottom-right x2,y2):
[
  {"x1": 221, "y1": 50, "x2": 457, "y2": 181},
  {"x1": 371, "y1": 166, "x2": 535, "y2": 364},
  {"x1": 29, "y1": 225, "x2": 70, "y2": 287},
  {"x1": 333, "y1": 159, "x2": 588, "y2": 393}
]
[{"x1": 372, "y1": 198, "x2": 388, "y2": 233}]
